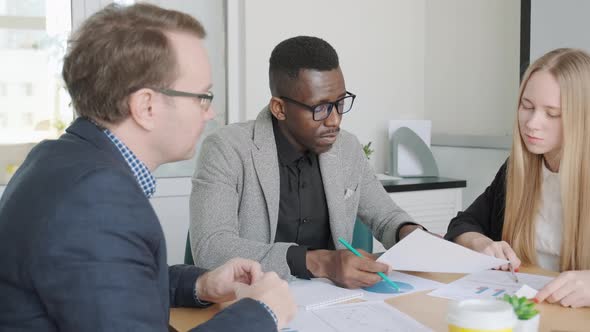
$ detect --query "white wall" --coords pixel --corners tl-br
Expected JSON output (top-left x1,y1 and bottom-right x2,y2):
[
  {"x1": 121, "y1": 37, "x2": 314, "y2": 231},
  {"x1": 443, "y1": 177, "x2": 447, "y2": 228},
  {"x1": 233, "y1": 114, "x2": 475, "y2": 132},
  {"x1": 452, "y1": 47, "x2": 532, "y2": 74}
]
[
  {"x1": 530, "y1": 0, "x2": 590, "y2": 61},
  {"x1": 149, "y1": 178, "x2": 192, "y2": 265},
  {"x1": 242, "y1": 0, "x2": 426, "y2": 173},
  {"x1": 240, "y1": 0, "x2": 520, "y2": 177},
  {"x1": 422, "y1": 0, "x2": 519, "y2": 210},
  {"x1": 432, "y1": 146, "x2": 509, "y2": 208},
  {"x1": 425, "y1": 0, "x2": 520, "y2": 137}
]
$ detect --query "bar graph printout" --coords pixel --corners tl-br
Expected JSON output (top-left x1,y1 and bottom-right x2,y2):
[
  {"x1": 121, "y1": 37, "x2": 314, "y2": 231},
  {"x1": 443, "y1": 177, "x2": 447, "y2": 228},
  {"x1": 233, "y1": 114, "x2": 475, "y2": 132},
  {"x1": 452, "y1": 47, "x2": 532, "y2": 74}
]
[{"x1": 428, "y1": 270, "x2": 553, "y2": 301}]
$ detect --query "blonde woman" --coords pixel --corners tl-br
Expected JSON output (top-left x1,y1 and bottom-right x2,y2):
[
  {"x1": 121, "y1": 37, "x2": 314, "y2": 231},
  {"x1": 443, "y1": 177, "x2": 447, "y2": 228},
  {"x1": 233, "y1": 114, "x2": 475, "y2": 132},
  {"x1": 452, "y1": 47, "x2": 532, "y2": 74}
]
[{"x1": 445, "y1": 48, "x2": 590, "y2": 308}]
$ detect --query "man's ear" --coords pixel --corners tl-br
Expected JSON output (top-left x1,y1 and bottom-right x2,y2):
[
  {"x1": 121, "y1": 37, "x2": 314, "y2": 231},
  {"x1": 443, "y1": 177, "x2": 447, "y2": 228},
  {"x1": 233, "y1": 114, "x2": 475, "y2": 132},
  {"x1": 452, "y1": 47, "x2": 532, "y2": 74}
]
[
  {"x1": 128, "y1": 88, "x2": 156, "y2": 131},
  {"x1": 269, "y1": 97, "x2": 287, "y2": 121}
]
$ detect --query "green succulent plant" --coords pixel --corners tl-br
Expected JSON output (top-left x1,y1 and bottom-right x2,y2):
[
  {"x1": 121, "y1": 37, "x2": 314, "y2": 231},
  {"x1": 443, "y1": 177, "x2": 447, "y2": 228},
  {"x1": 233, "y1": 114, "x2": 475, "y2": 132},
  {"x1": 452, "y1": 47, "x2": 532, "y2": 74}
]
[
  {"x1": 362, "y1": 142, "x2": 374, "y2": 160},
  {"x1": 501, "y1": 294, "x2": 538, "y2": 320}
]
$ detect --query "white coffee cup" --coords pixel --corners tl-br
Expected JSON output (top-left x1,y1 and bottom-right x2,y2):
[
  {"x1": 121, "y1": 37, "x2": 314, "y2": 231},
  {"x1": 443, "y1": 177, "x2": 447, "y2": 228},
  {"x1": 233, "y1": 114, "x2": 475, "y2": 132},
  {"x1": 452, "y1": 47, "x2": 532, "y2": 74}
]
[{"x1": 448, "y1": 299, "x2": 517, "y2": 331}]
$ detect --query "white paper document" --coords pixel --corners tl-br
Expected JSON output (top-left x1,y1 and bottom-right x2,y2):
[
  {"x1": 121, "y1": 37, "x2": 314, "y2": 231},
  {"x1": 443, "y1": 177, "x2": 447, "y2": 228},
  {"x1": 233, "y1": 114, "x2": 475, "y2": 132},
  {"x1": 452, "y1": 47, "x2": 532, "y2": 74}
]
[
  {"x1": 282, "y1": 301, "x2": 433, "y2": 332},
  {"x1": 281, "y1": 308, "x2": 331, "y2": 332},
  {"x1": 377, "y1": 229, "x2": 509, "y2": 273},
  {"x1": 360, "y1": 270, "x2": 444, "y2": 301},
  {"x1": 289, "y1": 278, "x2": 363, "y2": 310},
  {"x1": 515, "y1": 284, "x2": 540, "y2": 299},
  {"x1": 428, "y1": 270, "x2": 553, "y2": 301}
]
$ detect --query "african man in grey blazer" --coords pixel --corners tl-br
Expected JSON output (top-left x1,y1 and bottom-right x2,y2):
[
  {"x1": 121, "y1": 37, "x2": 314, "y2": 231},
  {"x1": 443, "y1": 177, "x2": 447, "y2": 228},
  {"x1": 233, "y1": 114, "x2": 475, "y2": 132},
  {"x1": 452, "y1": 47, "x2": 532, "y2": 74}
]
[{"x1": 190, "y1": 36, "x2": 425, "y2": 288}]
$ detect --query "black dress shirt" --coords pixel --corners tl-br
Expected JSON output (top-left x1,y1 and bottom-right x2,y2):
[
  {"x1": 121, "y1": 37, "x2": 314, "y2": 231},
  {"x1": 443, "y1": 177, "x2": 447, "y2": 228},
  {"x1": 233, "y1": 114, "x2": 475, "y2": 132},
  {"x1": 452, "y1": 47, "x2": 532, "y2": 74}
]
[{"x1": 272, "y1": 117, "x2": 334, "y2": 279}]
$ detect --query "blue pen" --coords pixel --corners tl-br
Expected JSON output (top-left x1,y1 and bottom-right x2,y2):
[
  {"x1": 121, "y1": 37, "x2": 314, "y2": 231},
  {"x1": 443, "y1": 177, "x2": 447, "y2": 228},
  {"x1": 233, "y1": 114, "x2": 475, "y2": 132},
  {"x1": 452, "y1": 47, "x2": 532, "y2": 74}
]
[{"x1": 337, "y1": 237, "x2": 400, "y2": 292}]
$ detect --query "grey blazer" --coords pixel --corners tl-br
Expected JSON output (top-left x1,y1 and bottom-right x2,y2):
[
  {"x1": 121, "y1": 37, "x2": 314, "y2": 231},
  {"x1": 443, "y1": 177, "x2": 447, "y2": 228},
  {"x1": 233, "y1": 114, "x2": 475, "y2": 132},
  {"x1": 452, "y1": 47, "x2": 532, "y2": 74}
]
[{"x1": 189, "y1": 107, "x2": 413, "y2": 279}]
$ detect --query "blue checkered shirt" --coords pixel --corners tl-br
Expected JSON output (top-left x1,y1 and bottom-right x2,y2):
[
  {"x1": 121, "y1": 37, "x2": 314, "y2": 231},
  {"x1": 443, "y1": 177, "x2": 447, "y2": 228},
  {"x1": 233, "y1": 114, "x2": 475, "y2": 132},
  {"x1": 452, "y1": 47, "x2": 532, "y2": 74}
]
[{"x1": 103, "y1": 129, "x2": 156, "y2": 198}]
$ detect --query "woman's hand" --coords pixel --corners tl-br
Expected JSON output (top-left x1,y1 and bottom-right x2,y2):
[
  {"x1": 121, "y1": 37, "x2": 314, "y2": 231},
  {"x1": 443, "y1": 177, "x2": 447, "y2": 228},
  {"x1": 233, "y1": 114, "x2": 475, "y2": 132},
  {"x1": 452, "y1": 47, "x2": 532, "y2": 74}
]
[{"x1": 535, "y1": 270, "x2": 590, "y2": 308}]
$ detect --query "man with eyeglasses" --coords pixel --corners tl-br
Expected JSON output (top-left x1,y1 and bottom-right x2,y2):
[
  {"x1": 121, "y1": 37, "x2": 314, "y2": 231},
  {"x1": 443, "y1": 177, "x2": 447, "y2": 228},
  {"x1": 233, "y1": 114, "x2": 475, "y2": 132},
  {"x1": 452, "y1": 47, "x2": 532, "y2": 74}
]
[
  {"x1": 0, "y1": 4, "x2": 296, "y2": 331},
  {"x1": 190, "y1": 36, "x2": 426, "y2": 289}
]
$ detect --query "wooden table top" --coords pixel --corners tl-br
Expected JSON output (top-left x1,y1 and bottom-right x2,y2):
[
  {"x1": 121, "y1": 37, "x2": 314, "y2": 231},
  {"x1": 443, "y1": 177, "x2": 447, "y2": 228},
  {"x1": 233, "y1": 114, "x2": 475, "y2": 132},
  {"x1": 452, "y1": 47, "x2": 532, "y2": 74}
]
[{"x1": 169, "y1": 266, "x2": 590, "y2": 332}]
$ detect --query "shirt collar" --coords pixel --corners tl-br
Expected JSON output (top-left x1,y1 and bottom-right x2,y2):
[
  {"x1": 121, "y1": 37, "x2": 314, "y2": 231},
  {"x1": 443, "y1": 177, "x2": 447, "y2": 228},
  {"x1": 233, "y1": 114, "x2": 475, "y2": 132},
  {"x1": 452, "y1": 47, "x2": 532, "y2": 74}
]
[
  {"x1": 102, "y1": 128, "x2": 157, "y2": 198},
  {"x1": 272, "y1": 116, "x2": 313, "y2": 166}
]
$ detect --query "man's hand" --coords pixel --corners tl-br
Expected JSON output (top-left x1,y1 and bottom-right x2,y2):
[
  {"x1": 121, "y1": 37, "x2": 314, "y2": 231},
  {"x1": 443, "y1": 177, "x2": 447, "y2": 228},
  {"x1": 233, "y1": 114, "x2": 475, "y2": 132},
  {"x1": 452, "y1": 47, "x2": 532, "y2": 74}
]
[
  {"x1": 535, "y1": 270, "x2": 590, "y2": 308},
  {"x1": 306, "y1": 249, "x2": 390, "y2": 289},
  {"x1": 195, "y1": 258, "x2": 264, "y2": 303},
  {"x1": 455, "y1": 232, "x2": 521, "y2": 271},
  {"x1": 398, "y1": 224, "x2": 435, "y2": 239},
  {"x1": 234, "y1": 271, "x2": 297, "y2": 329}
]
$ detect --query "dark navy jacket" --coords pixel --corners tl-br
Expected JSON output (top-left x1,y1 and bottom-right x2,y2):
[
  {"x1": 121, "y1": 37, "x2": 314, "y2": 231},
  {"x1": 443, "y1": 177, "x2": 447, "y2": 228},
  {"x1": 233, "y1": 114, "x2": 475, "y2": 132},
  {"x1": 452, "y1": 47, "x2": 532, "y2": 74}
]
[{"x1": 0, "y1": 118, "x2": 274, "y2": 331}]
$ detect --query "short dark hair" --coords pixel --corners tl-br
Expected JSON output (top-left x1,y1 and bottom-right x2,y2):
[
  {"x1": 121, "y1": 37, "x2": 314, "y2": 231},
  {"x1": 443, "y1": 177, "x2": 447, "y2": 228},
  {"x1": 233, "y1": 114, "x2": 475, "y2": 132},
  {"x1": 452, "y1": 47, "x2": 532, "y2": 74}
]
[
  {"x1": 269, "y1": 36, "x2": 339, "y2": 96},
  {"x1": 62, "y1": 3, "x2": 206, "y2": 124}
]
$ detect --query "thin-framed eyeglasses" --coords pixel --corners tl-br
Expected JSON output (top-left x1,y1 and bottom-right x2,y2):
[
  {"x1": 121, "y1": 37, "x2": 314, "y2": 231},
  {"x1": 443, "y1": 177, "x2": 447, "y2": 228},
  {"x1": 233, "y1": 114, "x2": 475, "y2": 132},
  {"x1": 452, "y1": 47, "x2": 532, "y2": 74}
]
[
  {"x1": 279, "y1": 91, "x2": 356, "y2": 121},
  {"x1": 150, "y1": 87, "x2": 214, "y2": 111}
]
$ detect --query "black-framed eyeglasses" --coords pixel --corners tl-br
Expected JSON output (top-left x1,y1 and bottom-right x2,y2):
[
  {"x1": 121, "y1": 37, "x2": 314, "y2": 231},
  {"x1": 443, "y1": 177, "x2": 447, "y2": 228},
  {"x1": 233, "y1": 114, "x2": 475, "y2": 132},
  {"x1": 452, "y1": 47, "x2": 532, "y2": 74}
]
[
  {"x1": 150, "y1": 88, "x2": 214, "y2": 111},
  {"x1": 279, "y1": 91, "x2": 356, "y2": 121}
]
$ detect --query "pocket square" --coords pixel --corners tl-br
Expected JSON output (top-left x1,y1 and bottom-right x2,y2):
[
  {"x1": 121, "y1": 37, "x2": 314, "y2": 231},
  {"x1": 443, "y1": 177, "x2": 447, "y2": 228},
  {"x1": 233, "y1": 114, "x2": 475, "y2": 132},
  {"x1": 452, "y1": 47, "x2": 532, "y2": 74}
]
[{"x1": 344, "y1": 188, "x2": 355, "y2": 200}]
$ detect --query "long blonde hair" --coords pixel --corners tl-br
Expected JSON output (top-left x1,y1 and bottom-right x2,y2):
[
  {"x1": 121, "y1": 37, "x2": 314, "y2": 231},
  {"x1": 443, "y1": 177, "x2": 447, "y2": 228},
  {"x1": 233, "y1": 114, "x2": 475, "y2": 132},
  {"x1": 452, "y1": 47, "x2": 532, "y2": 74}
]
[{"x1": 503, "y1": 48, "x2": 590, "y2": 271}]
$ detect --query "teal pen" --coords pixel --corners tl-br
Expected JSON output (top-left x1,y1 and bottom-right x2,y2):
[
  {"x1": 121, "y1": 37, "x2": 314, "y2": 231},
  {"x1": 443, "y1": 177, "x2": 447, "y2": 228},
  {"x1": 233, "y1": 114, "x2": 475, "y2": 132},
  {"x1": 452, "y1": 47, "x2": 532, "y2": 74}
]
[{"x1": 337, "y1": 237, "x2": 400, "y2": 292}]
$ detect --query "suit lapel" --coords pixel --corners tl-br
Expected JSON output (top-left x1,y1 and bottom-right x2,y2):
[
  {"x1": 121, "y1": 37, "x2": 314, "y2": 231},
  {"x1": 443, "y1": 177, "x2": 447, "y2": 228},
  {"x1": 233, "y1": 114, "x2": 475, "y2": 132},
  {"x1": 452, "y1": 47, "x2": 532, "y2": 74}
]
[
  {"x1": 319, "y1": 139, "x2": 350, "y2": 248},
  {"x1": 252, "y1": 108, "x2": 280, "y2": 241}
]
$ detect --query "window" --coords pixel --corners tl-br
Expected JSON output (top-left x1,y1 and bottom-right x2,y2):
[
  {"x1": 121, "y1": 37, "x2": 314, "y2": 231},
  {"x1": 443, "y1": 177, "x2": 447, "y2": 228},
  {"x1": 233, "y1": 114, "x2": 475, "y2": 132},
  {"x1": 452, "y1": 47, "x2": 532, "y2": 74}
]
[
  {"x1": 0, "y1": 0, "x2": 72, "y2": 184},
  {"x1": 0, "y1": 0, "x2": 228, "y2": 185}
]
